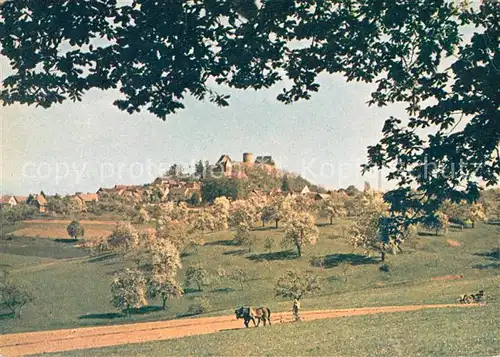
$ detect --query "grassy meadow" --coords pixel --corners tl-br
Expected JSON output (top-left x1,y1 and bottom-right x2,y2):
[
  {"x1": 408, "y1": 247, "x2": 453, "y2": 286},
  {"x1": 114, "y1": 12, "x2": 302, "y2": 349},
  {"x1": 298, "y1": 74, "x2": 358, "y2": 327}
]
[
  {"x1": 49, "y1": 306, "x2": 500, "y2": 357},
  {"x1": 1, "y1": 217, "x2": 498, "y2": 340},
  {"x1": 4, "y1": 221, "x2": 115, "y2": 241}
]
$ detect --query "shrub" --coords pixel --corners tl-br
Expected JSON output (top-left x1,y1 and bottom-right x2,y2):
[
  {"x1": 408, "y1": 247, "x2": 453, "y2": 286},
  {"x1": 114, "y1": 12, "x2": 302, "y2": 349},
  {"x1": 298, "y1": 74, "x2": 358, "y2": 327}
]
[
  {"x1": 229, "y1": 266, "x2": 248, "y2": 290},
  {"x1": 264, "y1": 237, "x2": 274, "y2": 253},
  {"x1": 338, "y1": 262, "x2": 351, "y2": 281},
  {"x1": 89, "y1": 237, "x2": 110, "y2": 256},
  {"x1": 184, "y1": 266, "x2": 211, "y2": 291},
  {"x1": 232, "y1": 226, "x2": 256, "y2": 252},
  {"x1": 187, "y1": 297, "x2": 211, "y2": 315},
  {"x1": 310, "y1": 255, "x2": 325, "y2": 269}
]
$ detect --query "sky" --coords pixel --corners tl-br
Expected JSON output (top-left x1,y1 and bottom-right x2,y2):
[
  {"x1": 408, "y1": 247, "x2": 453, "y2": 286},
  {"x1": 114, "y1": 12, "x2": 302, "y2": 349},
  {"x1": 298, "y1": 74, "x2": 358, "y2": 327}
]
[{"x1": 1, "y1": 58, "x2": 407, "y2": 196}]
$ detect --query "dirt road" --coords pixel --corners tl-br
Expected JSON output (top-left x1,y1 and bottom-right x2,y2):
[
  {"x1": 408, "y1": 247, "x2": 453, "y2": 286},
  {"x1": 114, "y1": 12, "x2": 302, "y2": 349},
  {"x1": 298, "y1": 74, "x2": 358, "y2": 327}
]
[
  {"x1": 23, "y1": 220, "x2": 120, "y2": 225},
  {"x1": 0, "y1": 304, "x2": 479, "y2": 356}
]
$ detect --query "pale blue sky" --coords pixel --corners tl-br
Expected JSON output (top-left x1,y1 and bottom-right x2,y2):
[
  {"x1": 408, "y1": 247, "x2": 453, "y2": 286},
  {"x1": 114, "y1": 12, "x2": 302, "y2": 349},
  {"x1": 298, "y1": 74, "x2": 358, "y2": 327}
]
[{"x1": 1, "y1": 57, "x2": 406, "y2": 195}]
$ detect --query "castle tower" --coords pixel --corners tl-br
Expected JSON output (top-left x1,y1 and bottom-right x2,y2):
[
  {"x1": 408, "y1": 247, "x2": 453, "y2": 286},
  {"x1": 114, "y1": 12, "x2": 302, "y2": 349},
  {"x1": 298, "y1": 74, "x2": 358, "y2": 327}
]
[{"x1": 243, "y1": 152, "x2": 254, "y2": 165}]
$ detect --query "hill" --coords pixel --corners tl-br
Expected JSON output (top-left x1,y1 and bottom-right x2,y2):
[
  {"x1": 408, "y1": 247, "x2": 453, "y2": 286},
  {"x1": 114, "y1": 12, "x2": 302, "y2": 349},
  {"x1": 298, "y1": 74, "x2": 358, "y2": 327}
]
[{"x1": 1, "y1": 218, "x2": 498, "y2": 337}]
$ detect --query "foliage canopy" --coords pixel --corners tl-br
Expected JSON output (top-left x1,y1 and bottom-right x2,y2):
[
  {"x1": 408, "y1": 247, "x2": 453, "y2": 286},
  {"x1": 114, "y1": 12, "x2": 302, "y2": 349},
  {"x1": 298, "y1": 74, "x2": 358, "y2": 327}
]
[{"x1": 1, "y1": 0, "x2": 498, "y2": 214}]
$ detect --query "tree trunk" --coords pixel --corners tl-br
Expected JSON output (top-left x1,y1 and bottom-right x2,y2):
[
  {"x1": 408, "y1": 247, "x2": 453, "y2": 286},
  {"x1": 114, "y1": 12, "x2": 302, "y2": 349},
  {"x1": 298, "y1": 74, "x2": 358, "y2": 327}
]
[
  {"x1": 435, "y1": 228, "x2": 439, "y2": 236},
  {"x1": 17, "y1": 304, "x2": 27, "y2": 318},
  {"x1": 197, "y1": 282, "x2": 202, "y2": 291},
  {"x1": 162, "y1": 295, "x2": 167, "y2": 310},
  {"x1": 472, "y1": 221, "x2": 475, "y2": 228},
  {"x1": 275, "y1": 220, "x2": 279, "y2": 228},
  {"x1": 330, "y1": 216, "x2": 333, "y2": 225},
  {"x1": 262, "y1": 219, "x2": 265, "y2": 227},
  {"x1": 297, "y1": 244, "x2": 302, "y2": 257},
  {"x1": 380, "y1": 251, "x2": 385, "y2": 262}
]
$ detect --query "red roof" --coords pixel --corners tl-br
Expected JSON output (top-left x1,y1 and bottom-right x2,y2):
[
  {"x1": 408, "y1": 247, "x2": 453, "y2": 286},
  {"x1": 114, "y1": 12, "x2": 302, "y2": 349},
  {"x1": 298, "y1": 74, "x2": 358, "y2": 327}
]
[{"x1": 77, "y1": 193, "x2": 99, "y2": 202}]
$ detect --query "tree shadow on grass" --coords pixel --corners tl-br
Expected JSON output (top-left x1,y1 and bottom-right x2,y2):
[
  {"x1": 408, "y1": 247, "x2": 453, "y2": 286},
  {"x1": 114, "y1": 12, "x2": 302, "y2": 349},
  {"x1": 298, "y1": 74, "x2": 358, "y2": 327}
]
[
  {"x1": 417, "y1": 232, "x2": 439, "y2": 237},
  {"x1": 128, "y1": 305, "x2": 163, "y2": 315},
  {"x1": 78, "y1": 306, "x2": 162, "y2": 320},
  {"x1": 183, "y1": 287, "x2": 201, "y2": 294},
  {"x1": 320, "y1": 253, "x2": 378, "y2": 269},
  {"x1": 472, "y1": 263, "x2": 500, "y2": 270},
  {"x1": 79, "y1": 312, "x2": 123, "y2": 320},
  {"x1": 247, "y1": 250, "x2": 298, "y2": 262},
  {"x1": 211, "y1": 287, "x2": 234, "y2": 293},
  {"x1": 472, "y1": 248, "x2": 500, "y2": 270},
  {"x1": 316, "y1": 222, "x2": 333, "y2": 227},
  {"x1": 54, "y1": 238, "x2": 78, "y2": 244},
  {"x1": 474, "y1": 248, "x2": 500, "y2": 261},
  {"x1": 204, "y1": 240, "x2": 234, "y2": 247},
  {"x1": 176, "y1": 312, "x2": 199, "y2": 318},
  {"x1": 223, "y1": 249, "x2": 247, "y2": 256},
  {"x1": 87, "y1": 253, "x2": 118, "y2": 263},
  {"x1": 253, "y1": 226, "x2": 278, "y2": 232},
  {"x1": 0, "y1": 312, "x2": 15, "y2": 320}
]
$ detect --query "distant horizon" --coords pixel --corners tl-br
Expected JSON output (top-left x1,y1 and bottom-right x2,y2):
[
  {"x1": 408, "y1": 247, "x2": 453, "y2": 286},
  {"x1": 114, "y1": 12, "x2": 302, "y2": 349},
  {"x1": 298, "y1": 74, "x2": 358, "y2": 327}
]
[
  {"x1": 0, "y1": 153, "x2": 388, "y2": 196},
  {"x1": 2, "y1": 51, "x2": 399, "y2": 197}
]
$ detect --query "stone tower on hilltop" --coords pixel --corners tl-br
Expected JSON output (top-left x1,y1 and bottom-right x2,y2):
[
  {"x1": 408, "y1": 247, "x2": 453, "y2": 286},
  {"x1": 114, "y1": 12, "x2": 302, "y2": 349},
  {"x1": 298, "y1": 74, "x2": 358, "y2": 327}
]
[{"x1": 243, "y1": 152, "x2": 254, "y2": 165}]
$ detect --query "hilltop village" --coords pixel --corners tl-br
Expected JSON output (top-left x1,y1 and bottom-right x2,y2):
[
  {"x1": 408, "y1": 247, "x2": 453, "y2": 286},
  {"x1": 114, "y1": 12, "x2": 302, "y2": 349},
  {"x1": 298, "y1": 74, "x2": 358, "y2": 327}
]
[{"x1": 1, "y1": 153, "x2": 328, "y2": 215}]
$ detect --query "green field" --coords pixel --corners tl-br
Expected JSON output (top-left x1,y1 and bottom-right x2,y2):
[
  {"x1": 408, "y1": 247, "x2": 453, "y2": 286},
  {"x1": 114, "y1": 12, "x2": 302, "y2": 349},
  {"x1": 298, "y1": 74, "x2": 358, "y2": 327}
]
[{"x1": 1, "y1": 219, "x2": 499, "y2": 355}]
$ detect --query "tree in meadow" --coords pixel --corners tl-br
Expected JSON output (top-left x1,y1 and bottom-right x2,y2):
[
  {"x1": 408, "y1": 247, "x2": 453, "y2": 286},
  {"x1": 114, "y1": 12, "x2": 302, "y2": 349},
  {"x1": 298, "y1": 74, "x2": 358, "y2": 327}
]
[
  {"x1": 212, "y1": 196, "x2": 230, "y2": 230},
  {"x1": 467, "y1": 202, "x2": 487, "y2": 228},
  {"x1": 110, "y1": 268, "x2": 147, "y2": 317},
  {"x1": 422, "y1": 211, "x2": 449, "y2": 236},
  {"x1": 275, "y1": 269, "x2": 321, "y2": 320},
  {"x1": 184, "y1": 266, "x2": 211, "y2": 292},
  {"x1": 229, "y1": 199, "x2": 257, "y2": 230},
  {"x1": 66, "y1": 220, "x2": 84, "y2": 240},
  {"x1": 107, "y1": 222, "x2": 140, "y2": 257},
  {"x1": 146, "y1": 239, "x2": 183, "y2": 310},
  {"x1": 282, "y1": 211, "x2": 318, "y2": 257},
  {"x1": 323, "y1": 193, "x2": 348, "y2": 225}
]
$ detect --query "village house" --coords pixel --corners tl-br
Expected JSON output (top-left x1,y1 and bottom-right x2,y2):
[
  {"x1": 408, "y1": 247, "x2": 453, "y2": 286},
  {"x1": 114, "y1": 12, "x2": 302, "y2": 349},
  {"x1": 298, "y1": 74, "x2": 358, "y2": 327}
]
[
  {"x1": 300, "y1": 185, "x2": 311, "y2": 195},
  {"x1": 314, "y1": 193, "x2": 331, "y2": 201},
  {"x1": 212, "y1": 155, "x2": 234, "y2": 177},
  {"x1": 0, "y1": 195, "x2": 28, "y2": 207},
  {"x1": 152, "y1": 177, "x2": 182, "y2": 187},
  {"x1": 72, "y1": 193, "x2": 99, "y2": 210},
  {"x1": 97, "y1": 185, "x2": 143, "y2": 199},
  {"x1": 27, "y1": 193, "x2": 47, "y2": 213}
]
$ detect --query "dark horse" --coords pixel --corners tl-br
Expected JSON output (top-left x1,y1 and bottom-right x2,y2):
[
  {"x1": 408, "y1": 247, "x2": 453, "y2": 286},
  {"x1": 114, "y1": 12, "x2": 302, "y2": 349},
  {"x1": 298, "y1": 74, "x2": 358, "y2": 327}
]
[{"x1": 235, "y1": 306, "x2": 272, "y2": 327}]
